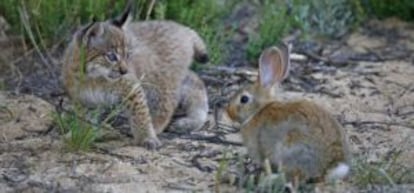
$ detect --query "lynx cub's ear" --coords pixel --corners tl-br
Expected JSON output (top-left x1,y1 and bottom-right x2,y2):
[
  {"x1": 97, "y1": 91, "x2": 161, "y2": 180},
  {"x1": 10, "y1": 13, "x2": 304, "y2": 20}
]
[
  {"x1": 111, "y1": 0, "x2": 133, "y2": 29},
  {"x1": 80, "y1": 23, "x2": 104, "y2": 47},
  {"x1": 258, "y1": 43, "x2": 291, "y2": 89}
]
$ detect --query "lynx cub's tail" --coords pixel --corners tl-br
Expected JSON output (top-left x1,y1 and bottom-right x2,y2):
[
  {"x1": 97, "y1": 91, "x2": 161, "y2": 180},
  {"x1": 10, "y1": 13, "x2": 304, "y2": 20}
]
[{"x1": 190, "y1": 30, "x2": 209, "y2": 64}]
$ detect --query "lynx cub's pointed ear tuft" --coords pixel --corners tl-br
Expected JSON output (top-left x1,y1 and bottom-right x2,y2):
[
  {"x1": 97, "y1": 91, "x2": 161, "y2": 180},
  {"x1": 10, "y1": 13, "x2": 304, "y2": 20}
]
[
  {"x1": 80, "y1": 23, "x2": 104, "y2": 47},
  {"x1": 258, "y1": 43, "x2": 291, "y2": 89},
  {"x1": 111, "y1": 0, "x2": 133, "y2": 29},
  {"x1": 77, "y1": 22, "x2": 94, "y2": 45}
]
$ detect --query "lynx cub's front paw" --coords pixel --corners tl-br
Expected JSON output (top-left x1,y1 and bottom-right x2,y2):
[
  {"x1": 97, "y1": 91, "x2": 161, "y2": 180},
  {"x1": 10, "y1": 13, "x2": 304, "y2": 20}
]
[{"x1": 141, "y1": 136, "x2": 162, "y2": 150}]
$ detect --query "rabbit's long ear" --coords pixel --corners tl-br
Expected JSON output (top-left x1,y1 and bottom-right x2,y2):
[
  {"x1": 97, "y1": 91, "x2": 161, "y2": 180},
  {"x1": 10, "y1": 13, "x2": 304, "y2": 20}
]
[
  {"x1": 258, "y1": 43, "x2": 291, "y2": 88},
  {"x1": 111, "y1": 0, "x2": 133, "y2": 29}
]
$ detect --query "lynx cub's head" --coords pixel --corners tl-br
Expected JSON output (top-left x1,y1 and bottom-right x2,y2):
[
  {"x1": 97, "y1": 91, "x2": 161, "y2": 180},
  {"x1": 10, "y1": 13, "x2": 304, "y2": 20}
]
[{"x1": 65, "y1": 5, "x2": 132, "y2": 80}]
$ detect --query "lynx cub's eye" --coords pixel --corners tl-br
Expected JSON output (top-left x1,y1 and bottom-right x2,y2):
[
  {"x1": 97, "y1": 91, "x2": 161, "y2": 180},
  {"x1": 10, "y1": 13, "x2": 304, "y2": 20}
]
[
  {"x1": 240, "y1": 95, "x2": 249, "y2": 104},
  {"x1": 106, "y1": 52, "x2": 118, "y2": 62}
]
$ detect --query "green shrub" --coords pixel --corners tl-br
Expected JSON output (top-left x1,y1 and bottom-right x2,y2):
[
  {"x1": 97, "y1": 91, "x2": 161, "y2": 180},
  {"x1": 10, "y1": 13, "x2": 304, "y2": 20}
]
[
  {"x1": 246, "y1": 0, "x2": 360, "y2": 61},
  {"x1": 246, "y1": 0, "x2": 292, "y2": 62},
  {"x1": 54, "y1": 108, "x2": 97, "y2": 152},
  {"x1": 157, "y1": 0, "x2": 235, "y2": 65},
  {"x1": 292, "y1": 0, "x2": 360, "y2": 38},
  {"x1": 351, "y1": 153, "x2": 414, "y2": 187},
  {"x1": 0, "y1": 0, "x2": 235, "y2": 66},
  {"x1": 364, "y1": 0, "x2": 414, "y2": 21},
  {"x1": 0, "y1": 0, "x2": 130, "y2": 45}
]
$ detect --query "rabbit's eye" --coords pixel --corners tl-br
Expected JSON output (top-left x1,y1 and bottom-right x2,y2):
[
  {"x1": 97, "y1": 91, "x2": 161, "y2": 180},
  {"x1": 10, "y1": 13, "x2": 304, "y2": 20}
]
[
  {"x1": 240, "y1": 95, "x2": 249, "y2": 104},
  {"x1": 106, "y1": 52, "x2": 118, "y2": 62}
]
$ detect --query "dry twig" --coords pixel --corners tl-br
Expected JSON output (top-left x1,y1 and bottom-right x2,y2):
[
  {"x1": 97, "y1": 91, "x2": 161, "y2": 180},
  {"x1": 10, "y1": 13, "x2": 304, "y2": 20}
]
[{"x1": 343, "y1": 121, "x2": 413, "y2": 129}]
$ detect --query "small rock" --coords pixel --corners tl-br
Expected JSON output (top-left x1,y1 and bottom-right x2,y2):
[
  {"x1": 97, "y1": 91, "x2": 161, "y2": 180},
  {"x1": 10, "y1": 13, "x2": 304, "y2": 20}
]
[
  {"x1": 0, "y1": 91, "x2": 55, "y2": 142},
  {"x1": 347, "y1": 32, "x2": 386, "y2": 53}
]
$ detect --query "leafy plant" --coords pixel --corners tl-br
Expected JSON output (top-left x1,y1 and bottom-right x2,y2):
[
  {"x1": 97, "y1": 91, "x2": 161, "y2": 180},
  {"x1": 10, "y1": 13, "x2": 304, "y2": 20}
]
[
  {"x1": 364, "y1": 0, "x2": 414, "y2": 21},
  {"x1": 1, "y1": 0, "x2": 119, "y2": 45},
  {"x1": 218, "y1": 153, "x2": 291, "y2": 193},
  {"x1": 247, "y1": 0, "x2": 291, "y2": 62},
  {"x1": 0, "y1": 0, "x2": 236, "y2": 67},
  {"x1": 53, "y1": 108, "x2": 97, "y2": 152},
  {"x1": 292, "y1": 0, "x2": 358, "y2": 38},
  {"x1": 351, "y1": 151, "x2": 414, "y2": 187},
  {"x1": 154, "y1": 0, "x2": 236, "y2": 66}
]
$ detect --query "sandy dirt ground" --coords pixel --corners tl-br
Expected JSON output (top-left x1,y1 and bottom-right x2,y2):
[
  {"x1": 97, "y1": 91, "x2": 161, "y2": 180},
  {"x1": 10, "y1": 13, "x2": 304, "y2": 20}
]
[{"x1": 1, "y1": 5, "x2": 414, "y2": 193}]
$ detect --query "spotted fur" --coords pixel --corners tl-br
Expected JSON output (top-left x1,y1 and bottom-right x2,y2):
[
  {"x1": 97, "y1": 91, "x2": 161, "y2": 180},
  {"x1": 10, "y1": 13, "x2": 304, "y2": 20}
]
[{"x1": 62, "y1": 3, "x2": 209, "y2": 149}]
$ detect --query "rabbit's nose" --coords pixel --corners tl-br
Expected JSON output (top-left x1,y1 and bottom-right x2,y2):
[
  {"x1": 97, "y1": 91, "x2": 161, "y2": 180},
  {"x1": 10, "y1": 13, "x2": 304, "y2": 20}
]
[
  {"x1": 119, "y1": 66, "x2": 128, "y2": 75},
  {"x1": 119, "y1": 67, "x2": 128, "y2": 75},
  {"x1": 119, "y1": 61, "x2": 129, "y2": 75}
]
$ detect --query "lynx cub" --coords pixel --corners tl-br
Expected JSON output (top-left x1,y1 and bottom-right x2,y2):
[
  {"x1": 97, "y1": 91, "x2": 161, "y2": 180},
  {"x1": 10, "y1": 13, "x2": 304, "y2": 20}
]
[{"x1": 62, "y1": 4, "x2": 209, "y2": 149}]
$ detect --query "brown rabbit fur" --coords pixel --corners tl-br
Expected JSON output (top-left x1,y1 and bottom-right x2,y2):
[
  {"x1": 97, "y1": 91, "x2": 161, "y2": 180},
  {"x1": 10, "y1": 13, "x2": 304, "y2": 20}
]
[
  {"x1": 225, "y1": 43, "x2": 350, "y2": 187},
  {"x1": 62, "y1": 2, "x2": 208, "y2": 149}
]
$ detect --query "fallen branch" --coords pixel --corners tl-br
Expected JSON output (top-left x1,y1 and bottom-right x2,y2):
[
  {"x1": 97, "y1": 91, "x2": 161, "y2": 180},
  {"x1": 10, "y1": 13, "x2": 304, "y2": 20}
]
[
  {"x1": 203, "y1": 66, "x2": 258, "y2": 77},
  {"x1": 199, "y1": 74, "x2": 233, "y2": 86},
  {"x1": 176, "y1": 133, "x2": 242, "y2": 146},
  {"x1": 302, "y1": 51, "x2": 354, "y2": 67},
  {"x1": 343, "y1": 121, "x2": 413, "y2": 129},
  {"x1": 190, "y1": 151, "x2": 222, "y2": 172},
  {"x1": 396, "y1": 111, "x2": 414, "y2": 118},
  {"x1": 290, "y1": 53, "x2": 307, "y2": 62},
  {"x1": 313, "y1": 88, "x2": 343, "y2": 98},
  {"x1": 93, "y1": 146, "x2": 148, "y2": 164}
]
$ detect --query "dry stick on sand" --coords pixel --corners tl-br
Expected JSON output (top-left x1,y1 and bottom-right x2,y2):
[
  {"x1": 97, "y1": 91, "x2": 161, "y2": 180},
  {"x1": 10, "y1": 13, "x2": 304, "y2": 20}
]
[
  {"x1": 175, "y1": 132, "x2": 243, "y2": 146},
  {"x1": 302, "y1": 50, "x2": 354, "y2": 67},
  {"x1": 204, "y1": 66, "x2": 258, "y2": 77},
  {"x1": 396, "y1": 110, "x2": 414, "y2": 118},
  {"x1": 343, "y1": 120, "x2": 414, "y2": 130}
]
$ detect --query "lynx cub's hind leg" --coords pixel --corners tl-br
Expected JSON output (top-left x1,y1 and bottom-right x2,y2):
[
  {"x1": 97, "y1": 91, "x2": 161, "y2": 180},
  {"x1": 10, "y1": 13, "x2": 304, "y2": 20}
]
[{"x1": 170, "y1": 71, "x2": 209, "y2": 133}]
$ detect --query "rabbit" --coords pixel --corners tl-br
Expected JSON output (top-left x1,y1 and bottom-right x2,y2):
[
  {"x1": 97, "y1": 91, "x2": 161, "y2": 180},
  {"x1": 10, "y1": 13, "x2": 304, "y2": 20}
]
[{"x1": 225, "y1": 43, "x2": 351, "y2": 188}]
